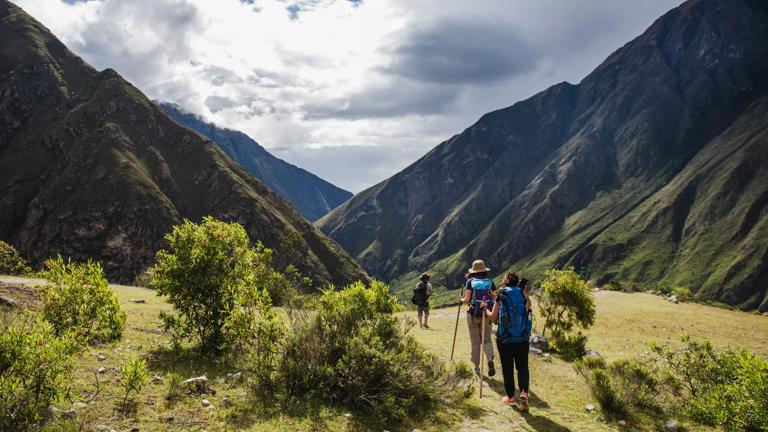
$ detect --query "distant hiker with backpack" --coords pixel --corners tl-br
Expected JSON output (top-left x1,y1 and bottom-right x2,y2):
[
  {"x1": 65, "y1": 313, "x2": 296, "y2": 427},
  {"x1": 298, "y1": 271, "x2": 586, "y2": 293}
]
[
  {"x1": 412, "y1": 273, "x2": 433, "y2": 328},
  {"x1": 482, "y1": 272, "x2": 532, "y2": 411},
  {"x1": 459, "y1": 260, "x2": 496, "y2": 377}
]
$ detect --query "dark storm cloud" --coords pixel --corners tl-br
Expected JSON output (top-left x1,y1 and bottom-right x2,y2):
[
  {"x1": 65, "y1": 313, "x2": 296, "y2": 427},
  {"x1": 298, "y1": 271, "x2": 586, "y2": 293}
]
[{"x1": 383, "y1": 18, "x2": 539, "y2": 85}]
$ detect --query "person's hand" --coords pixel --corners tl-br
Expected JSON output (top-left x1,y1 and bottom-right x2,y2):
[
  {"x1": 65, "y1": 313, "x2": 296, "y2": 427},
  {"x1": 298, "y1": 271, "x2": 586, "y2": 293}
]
[
  {"x1": 480, "y1": 300, "x2": 488, "y2": 309},
  {"x1": 458, "y1": 296, "x2": 465, "y2": 304}
]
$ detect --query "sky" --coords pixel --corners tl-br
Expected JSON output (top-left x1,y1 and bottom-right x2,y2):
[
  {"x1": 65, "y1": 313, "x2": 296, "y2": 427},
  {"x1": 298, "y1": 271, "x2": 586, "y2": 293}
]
[{"x1": 13, "y1": 0, "x2": 683, "y2": 193}]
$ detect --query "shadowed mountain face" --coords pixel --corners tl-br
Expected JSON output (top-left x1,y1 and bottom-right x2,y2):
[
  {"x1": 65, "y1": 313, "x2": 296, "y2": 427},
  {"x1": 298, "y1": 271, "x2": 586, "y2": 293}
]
[
  {"x1": 159, "y1": 103, "x2": 352, "y2": 222},
  {"x1": 0, "y1": 0, "x2": 367, "y2": 287},
  {"x1": 318, "y1": 0, "x2": 768, "y2": 311}
]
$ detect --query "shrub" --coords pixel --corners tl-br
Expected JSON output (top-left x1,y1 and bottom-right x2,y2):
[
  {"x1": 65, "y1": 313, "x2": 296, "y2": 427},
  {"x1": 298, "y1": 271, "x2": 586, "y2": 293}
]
[
  {"x1": 536, "y1": 267, "x2": 595, "y2": 360},
  {"x1": 0, "y1": 240, "x2": 32, "y2": 276},
  {"x1": 0, "y1": 315, "x2": 77, "y2": 430},
  {"x1": 40, "y1": 256, "x2": 125, "y2": 344},
  {"x1": 150, "y1": 217, "x2": 291, "y2": 354},
  {"x1": 119, "y1": 358, "x2": 148, "y2": 410},
  {"x1": 671, "y1": 286, "x2": 693, "y2": 302},
  {"x1": 164, "y1": 372, "x2": 184, "y2": 403},
  {"x1": 653, "y1": 336, "x2": 768, "y2": 431},
  {"x1": 552, "y1": 331, "x2": 588, "y2": 361},
  {"x1": 575, "y1": 356, "x2": 660, "y2": 420},
  {"x1": 250, "y1": 280, "x2": 469, "y2": 424}
]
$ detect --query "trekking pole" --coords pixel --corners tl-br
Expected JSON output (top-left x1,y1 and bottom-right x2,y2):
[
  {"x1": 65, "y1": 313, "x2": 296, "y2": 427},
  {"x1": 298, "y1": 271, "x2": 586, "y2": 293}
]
[
  {"x1": 479, "y1": 311, "x2": 487, "y2": 399},
  {"x1": 450, "y1": 300, "x2": 461, "y2": 361}
]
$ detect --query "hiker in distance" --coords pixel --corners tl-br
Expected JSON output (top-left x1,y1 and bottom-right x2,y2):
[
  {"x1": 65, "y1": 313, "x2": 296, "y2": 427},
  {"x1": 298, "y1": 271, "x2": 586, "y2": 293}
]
[
  {"x1": 459, "y1": 259, "x2": 496, "y2": 376},
  {"x1": 413, "y1": 272, "x2": 433, "y2": 328},
  {"x1": 481, "y1": 272, "x2": 533, "y2": 411}
]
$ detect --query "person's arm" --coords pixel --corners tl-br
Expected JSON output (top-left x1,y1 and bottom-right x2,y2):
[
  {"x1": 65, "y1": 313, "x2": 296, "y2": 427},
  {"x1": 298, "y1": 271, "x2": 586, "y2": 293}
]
[
  {"x1": 484, "y1": 300, "x2": 500, "y2": 323},
  {"x1": 490, "y1": 280, "x2": 498, "y2": 299},
  {"x1": 524, "y1": 287, "x2": 532, "y2": 310},
  {"x1": 459, "y1": 288, "x2": 472, "y2": 304},
  {"x1": 427, "y1": 282, "x2": 433, "y2": 297}
]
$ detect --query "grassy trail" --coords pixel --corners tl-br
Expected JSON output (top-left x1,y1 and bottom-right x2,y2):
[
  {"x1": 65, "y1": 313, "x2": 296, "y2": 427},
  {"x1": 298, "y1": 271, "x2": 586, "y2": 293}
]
[{"x1": 3, "y1": 276, "x2": 766, "y2": 431}]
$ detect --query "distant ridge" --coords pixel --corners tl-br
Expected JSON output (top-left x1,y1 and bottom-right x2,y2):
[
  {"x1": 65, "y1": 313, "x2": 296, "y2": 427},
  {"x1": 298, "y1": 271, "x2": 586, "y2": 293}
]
[
  {"x1": 0, "y1": 0, "x2": 367, "y2": 287},
  {"x1": 318, "y1": 0, "x2": 768, "y2": 311},
  {"x1": 160, "y1": 102, "x2": 352, "y2": 221}
]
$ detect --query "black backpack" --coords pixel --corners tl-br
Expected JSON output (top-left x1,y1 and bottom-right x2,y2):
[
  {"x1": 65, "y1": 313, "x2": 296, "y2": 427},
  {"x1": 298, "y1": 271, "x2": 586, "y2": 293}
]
[{"x1": 411, "y1": 281, "x2": 428, "y2": 305}]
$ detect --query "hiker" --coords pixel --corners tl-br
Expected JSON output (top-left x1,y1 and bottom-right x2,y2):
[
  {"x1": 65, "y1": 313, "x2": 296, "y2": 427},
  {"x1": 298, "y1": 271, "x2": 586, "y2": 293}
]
[
  {"x1": 482, "y1": 272, "x2": 532, "y2": 410},
  {"x1": 459, "y1": 259, "x2": 496, "y2": 376},
  {"x1": 413, "y1": 272, "x2": 433, "y2": 328}
]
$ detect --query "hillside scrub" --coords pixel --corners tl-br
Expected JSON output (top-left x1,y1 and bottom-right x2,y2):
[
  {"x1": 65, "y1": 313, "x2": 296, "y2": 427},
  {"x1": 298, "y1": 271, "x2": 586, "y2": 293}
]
[
  {"x1": 536, "y1": 267, "x2": 596, "y2": 360},
  {"x1": 0, "y1": 240, "x2": 32, "y2": 276},
  {"x1": 40, "y1": 256, "x2": 126, "y2": 344},
  {"x1": 248, "y1": 280, "x2": 472, "y2": 424},
  {"x1": 0, "y1": 314, "x2": 78, "y2": 431},
  {"x1": 151, "y1": 217, "x2": 294, "y2": 355}
]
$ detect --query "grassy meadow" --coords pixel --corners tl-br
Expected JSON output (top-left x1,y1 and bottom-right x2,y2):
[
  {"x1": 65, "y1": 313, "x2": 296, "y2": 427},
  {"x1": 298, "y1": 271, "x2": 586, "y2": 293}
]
[{"x1": 2, "y1": 276, "x2": 767, "y2": 431}]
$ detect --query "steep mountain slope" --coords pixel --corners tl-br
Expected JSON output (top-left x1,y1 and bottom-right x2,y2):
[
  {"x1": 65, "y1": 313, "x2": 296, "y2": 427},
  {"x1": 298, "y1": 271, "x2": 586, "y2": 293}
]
[
  {"x1": 0, "y1": 0, "x2": 366, "y2": 287},
  {"x1": 159, "y1": 103, "x2": 352, "y2": 221},
  {"x1": 318, "y1": 0, "x2": 768, "y2": 310}
]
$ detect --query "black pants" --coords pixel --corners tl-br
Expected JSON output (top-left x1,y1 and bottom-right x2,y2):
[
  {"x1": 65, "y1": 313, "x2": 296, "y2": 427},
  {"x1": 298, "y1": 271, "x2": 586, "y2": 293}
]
[{"x1": 496, "y1": 339, "x2": 529, "y2": 396}]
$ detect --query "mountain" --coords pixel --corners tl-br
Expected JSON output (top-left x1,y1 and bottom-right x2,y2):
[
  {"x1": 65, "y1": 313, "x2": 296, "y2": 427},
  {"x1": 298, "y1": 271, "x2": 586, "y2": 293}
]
[
  {"x1": 318, "y1": 0, "x2": 768, "y2": 311},
  {"x1": 159, "y1": 103, "x2": 352, "y2": 221},
  {"x1": 0, "y1": 0, "x2": 367, "y2": 287}
]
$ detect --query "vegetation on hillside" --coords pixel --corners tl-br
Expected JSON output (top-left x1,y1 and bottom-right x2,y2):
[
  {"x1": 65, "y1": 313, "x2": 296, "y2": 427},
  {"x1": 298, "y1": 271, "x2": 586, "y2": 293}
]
[{"x1": 0, "y1": 240, "x2": 32, "y2": 276}]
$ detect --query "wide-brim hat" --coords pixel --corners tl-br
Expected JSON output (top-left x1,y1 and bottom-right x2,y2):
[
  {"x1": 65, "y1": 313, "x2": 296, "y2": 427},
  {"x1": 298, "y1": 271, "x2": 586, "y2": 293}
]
[{"x1": 468, "y1": 259, "x2": 490, "y2": 274}]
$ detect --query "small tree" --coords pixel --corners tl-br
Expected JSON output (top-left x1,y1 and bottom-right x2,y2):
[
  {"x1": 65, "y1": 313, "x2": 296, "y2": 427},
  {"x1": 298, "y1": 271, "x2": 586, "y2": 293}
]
[
  {"x1": 40, "y1": 256, "x2": 126, "y2": 344},
  {"x1": 536, "y1": 267, "x2": 596, "y2": 359},
  {"x1": 118, "y1": 358, "x2": 148, "y2": 412},
  {"x1": 150, "y1": 217, "x2": 290, "y2": 355},
  {"x1": 0, "y1": 240, "x2": 32, "y2": 276}
]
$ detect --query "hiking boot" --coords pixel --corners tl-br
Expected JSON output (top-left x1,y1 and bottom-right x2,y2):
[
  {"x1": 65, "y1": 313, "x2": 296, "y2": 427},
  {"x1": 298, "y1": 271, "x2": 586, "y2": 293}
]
[
  {"x1": 424, "y1": 323, "x2": 430, "y2": 329},
  {"x1": 488, "y1": 361, "x2": 496, "y2": 377},
  {"x1": 502, "y1": 396, "x2": 516, "y2": 406},
  {"x1": 517, "y1": 391, "x2": 529, "y2": 412}
]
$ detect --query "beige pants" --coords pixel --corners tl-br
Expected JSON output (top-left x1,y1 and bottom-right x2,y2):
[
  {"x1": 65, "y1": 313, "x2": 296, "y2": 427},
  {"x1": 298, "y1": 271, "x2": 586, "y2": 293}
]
[{"x1": 466, "y1": 313, "x2": 494, "y2": 369}]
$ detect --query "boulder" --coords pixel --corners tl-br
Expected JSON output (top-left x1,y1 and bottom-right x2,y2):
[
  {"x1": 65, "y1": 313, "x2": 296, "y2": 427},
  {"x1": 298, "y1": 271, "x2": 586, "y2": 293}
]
[
  {"x1": 529, "y1": 333, "x2": 549, "y2": 351},
  {"x1": 183, "y1": 376, "x2": 213, "y2": 395},
  {"x1": 585, "y1": 404, "x2": 596, "y2": 413},
  {"x1": 529, "y1": 347, "x2": 543, "y2": 355},
  {"x1": 585, "y1": 349, "x2": 601, "y2": 358},
  {"x1": 668, "y1": 295, "x2": 678, "y2": 304},
  {"x1": 201, "y1": 399, "x2": 211, "y2": 407}
]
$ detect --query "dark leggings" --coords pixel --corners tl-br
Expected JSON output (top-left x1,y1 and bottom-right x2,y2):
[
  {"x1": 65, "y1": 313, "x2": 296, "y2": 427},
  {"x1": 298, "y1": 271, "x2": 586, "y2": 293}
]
[{"x1": 496, "y1": 340, "x2": 529, "y2": 397}]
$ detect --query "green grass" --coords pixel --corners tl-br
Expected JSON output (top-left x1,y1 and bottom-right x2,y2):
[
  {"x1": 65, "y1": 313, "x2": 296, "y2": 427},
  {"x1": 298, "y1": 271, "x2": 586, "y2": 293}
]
[{"x1": 4, "y1": 276, "x2": 767, "y2": 431}]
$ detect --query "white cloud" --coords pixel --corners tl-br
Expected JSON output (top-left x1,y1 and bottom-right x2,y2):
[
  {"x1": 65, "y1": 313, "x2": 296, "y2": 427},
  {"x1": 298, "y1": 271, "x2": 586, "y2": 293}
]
[{"x1": 12, "y1": 0, "x2": 683, "y2": 192}]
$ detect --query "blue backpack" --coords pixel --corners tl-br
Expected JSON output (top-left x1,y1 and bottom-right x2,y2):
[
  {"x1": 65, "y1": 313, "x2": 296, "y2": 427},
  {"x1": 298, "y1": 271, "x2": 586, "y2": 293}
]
[
  {"x1": 497, "y1": 286, "x2": 531, "y2": 343},
  {"x1": 469, "y1": 277, "x2": 494, "y2": 317}
]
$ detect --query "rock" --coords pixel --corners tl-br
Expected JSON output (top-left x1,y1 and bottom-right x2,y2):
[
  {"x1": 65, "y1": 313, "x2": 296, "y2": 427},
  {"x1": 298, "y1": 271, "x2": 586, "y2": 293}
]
[
  {"x1": 61, "y1": 409, "x2": 77, "y2": 419},
  {"x1": 183, "y1": 376, "x2": 212, "y2": 395},
  {"x1": 202, "y1": 399, "x2": 211, "y2": 407},
  {"x1": 586, "y1": 349, "x2": 602, "y2": 358},
  {"x1": 668, "y1": 295, "x2": 678, "y2": 304},
  {"x1": 230, "y1": 371, "x2": 242, "y2": 380},
  {"x1": 48, "y1": 405, "x2": 61, "y2": 415},
  {"x1": 151, "y1": 375, "x2": 164, "y2": 384},
  {"x1": 221, "y1": 397, "x2": 232, "y2": 407},
  {"x1": 129, "y1": 299, "x2": 145, "y2": 304},
  {"x1": 97, "y1": 367, "x2": 107, "y2": 374},
  {"x1": 529, "y1": 347, "x2": 543, "y2": 355},
  {"x1": 665, "y1": 419, "x2": 679, "y2": 430},
  {"x1": 73, "y1": 402, "x2": 87, "y2": 409},
  {"x1": 529, "y1": 333, "x2": 549, "y2": 351},
  {"x1": 130, "y1": 428, "x2": 140, "y2": 432},
  {"x1": 542, "y1": 353, "x2": 552, "y2": 362},
  {"x1": 166, "y1": 416, "x2": 174, "y2": 423},
  {"x1": 344, "y1": 413, "x2": 353, "y2": 419},
  {"x1": 618, "y1": 420, "x2": 627, "y2": 427},
  {"x1": 585, "y1": 404, "x2": 596, "y2": 413},
  {"x1": 96, "y1": 354, "x2": 106, "y2": 361}
]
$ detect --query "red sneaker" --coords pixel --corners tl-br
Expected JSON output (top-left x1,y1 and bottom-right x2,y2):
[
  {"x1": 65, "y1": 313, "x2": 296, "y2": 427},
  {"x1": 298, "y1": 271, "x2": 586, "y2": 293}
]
[{"x1": 502, "y1": 396, "x2": 516, "y2": 406}]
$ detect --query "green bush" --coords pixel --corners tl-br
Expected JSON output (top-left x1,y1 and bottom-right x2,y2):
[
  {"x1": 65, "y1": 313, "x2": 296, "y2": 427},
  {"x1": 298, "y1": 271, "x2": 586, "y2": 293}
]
[
  {"x1": 0, "y1": 315, "x2": 77, "y2": 430},
  {"x1": 150, "y1": 217, "x2": 292, "y2": 354},
  {"x1": 119, "y1": 358, "x2": 148, "y2": 410},
  {"x1": 40, "y1": 256, "x2": 125, "y2": 344},
  {"x1": 537, "y1": 267, "x2": 595, "y2": 361},
  {"x1": 0, "y1": 240, "x2": 32, "y2": 276},
  {"x1": 250, "y1": 280, "x2": 470, "y2": 424},
  {"x1": 552, "y1": 331, "x2": 588, "y2": 362},
  {"x1": 575, "y1": 356, "x2": 660, "y2": 420},
  {"x1": 671, "y1": 286, "x2": 693, "y2": 302},
  {"x1": 164, "y1": 372, "x2": 185, "y2": 403},
  {"x1": 653, "y1": 336, "x2": 768, "y2": 431}
]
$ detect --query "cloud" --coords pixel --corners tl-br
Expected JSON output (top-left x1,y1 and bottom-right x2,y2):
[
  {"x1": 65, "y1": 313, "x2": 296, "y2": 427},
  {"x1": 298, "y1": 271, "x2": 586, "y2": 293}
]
[
  {"x1": 11, "y1": 0, "x2": 684, "y2": 192},
  {"x1": 382, "y1": 18, "x2": 539, "y2": 85}
]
